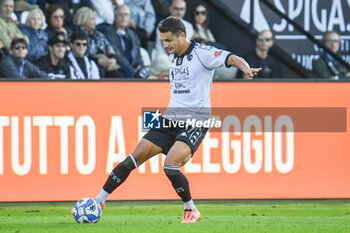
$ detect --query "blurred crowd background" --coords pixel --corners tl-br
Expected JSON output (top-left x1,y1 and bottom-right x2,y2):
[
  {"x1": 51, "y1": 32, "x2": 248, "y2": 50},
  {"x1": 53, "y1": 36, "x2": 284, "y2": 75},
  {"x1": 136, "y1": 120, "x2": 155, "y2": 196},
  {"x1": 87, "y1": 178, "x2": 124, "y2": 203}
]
[{"x1": 0, "y1": 0, "x2": 349, "y2": 80}]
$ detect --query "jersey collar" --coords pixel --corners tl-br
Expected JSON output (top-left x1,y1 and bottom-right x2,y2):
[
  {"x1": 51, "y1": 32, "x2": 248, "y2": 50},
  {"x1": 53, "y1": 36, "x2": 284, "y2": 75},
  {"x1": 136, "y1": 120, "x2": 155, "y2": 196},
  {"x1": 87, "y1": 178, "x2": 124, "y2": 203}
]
[{"x1": 174, "y1": 41, "x2": 196, "y2": 58}]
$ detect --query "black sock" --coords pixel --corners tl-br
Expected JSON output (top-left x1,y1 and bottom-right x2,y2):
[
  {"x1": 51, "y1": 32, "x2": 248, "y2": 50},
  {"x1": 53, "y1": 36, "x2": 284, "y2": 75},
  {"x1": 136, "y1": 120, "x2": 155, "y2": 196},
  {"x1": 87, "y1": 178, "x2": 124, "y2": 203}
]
[
  {"x1": 164, "y1": 165, "x2": 192, "y2": 202},
  {"x1": 103, "y1": 155, "x2": 137, "y2": 194}
]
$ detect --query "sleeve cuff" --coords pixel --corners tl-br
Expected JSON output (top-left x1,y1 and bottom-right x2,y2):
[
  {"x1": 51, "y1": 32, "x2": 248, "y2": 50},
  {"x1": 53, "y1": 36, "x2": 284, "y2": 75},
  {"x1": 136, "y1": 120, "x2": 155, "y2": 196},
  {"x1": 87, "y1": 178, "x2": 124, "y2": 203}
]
[{"x1": 225, "y1": 53, "x2": 233, "y2": 68}]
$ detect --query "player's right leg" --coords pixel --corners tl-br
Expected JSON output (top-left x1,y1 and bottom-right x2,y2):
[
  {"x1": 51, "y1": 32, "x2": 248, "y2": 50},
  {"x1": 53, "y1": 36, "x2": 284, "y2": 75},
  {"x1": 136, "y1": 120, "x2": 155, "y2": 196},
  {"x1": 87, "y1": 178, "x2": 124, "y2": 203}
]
[
  {"x1": 163, "y1": 141, "x2": 201, "y2": 223},
  {"x1": 95, "y1": 138, "x2": 162, "y2": 205}
]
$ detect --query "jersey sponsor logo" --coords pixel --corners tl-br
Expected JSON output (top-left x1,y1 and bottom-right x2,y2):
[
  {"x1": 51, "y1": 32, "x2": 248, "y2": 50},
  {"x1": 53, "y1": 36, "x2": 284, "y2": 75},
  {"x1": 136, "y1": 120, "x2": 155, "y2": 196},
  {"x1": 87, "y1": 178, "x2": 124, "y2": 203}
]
[
  {"x1": 143, "y1": 110, "x2": 161, "y2": 129},
  {"x1": 170, "y1": 67, "x2": 190, "y2": 81},
  {"x1": 173, "y1": 89, "x2": 191, "y2": 94},
  {"x1": 214, "y1": 50, "x2": 223, "y2": 57},
  {"x1": 175, "y1": 82, "x2": 186, "y2": 89},
  {"x1": 173, "y1": 67, "x2": 189, "y2": 75}
]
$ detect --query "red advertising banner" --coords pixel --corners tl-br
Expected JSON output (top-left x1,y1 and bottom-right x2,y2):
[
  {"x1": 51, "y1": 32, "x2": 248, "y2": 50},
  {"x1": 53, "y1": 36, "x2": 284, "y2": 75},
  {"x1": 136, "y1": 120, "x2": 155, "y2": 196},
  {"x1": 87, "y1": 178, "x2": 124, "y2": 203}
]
[{"x1": 0, "y1": 81, "x2": 349, "y2": 201}]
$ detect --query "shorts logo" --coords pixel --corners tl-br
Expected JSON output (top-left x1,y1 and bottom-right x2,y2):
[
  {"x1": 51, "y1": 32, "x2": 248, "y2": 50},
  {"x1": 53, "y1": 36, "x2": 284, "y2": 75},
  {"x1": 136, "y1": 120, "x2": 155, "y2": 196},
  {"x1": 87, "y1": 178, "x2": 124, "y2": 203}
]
[
  {"x1": 180, "y1": 132, "x2": 187, "y2": 137},
  {"x1": 143, "y1": 110, "x2": 161, "y2": 129}
]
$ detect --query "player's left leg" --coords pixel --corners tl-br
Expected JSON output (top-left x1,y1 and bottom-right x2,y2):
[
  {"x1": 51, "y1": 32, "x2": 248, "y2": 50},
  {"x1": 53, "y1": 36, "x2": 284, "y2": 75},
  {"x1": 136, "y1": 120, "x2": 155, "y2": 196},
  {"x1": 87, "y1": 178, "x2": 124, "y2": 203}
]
[
  {"x1": 94, "y1": 139, "x2": 162, "y2": 206},
  {"x1": 163, "y1": 141, "x2": 200, "y2": 223}
]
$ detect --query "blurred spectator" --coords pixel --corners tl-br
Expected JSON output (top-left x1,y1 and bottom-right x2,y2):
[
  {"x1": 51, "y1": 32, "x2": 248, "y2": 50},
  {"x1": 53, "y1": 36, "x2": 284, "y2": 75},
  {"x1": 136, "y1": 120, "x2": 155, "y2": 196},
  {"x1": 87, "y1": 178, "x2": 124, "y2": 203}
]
[
  {"x1": 0, "y1": 37, "x2": 48, "y2": 78},
  {"x1": 124, "y1": 0, "x2": 156, "y2": 49},
  {"x1": 214, "y1": 65, "x2": 237, "y2": 80},
  {"x1": 45, "y1": 3, "x2": 71, "y2": 40},
  {"x1": 26, "y1": 0, "x2": 37, "y2": 4},
  {"x1": 13, "y1": 0, "x2": 37, "y2": 22},
  {"x1": 191, "y1": 3, "x2": 227, "y2": 50},
  {"x1": 154, "y1": 0, "x2": 193, "y2": 57},
  {"x1": 0, "y1": 0, "x2": 28, "y2": 50},
  {"x1": 91, "y1": 0, "x2": 117, "y2": 26},
  {"x1": 191, "y1": 4, "x2": 214, "y2": 44},
  {"x1": 36, "y1": 0, "x2": 46, "y2": 12},
  {"x1": 73, "y1": 6, "x2": 122, "y2": 78},
  {"x1": 67, "y1": 30, "x2": 100, "y2": 80},
  {"x1": 151, "y1": 0, "x2": 169, "y2": 40},
  {"x1": 0, "y1": 40, "x2": 9, "y2": 62},
  {"x1": 151, "y1": 0, "x2": 169, "y2": 19},
  {"x1": 102, "y1": 4, "x2": 149, "y2": 78},
  {"x1": 312, "y1": 31, "x2": 350, "y2": 80},
  {"x1": 35, "y1": 32, "x2": 70, "y2": 79},
  {"x1": 148, "y1": 52, "x2": 169, "y2": 79},
  {"x1": 19, "y1": 7, "x2": 48, "y2": 61},
  {"x1": 45, "y1": 0, "x2": 94, "y2": 27},
  {"x1": 14, "y1": 0, "x2": 36, "y2": 11},
  {"x1": 238, "y1": 30, "x2": 281, "y2": 79}
]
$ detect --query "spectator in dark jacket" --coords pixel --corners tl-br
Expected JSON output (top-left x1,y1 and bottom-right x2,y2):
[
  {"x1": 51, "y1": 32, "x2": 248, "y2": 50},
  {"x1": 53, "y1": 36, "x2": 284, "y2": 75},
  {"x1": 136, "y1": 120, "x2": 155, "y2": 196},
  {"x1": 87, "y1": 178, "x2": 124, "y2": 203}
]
[
  {"x1": 0, "y1": 37, "x2": 48, "y2": 78},
  {"x1": 238, "y1": 30, "x2": 281, "y2": 79},
  {"x1": 124, "y1": 0, "x2": 156, "y2": 49},
  {"x1": 35, "y1": 32, "x2": 70, "y2": 79},
  {"x1": 19, "y1": 7, "x2": 48, "y2": 61},
  {"x1": 312, "y1": 31, "x2": 350, "y2": 80},
  {"x1": 102, "y1": 4, "x2": 148, "y2": 78},
  {"x1": 0, "y1": 39, "x2": 9, "y2": 62}
]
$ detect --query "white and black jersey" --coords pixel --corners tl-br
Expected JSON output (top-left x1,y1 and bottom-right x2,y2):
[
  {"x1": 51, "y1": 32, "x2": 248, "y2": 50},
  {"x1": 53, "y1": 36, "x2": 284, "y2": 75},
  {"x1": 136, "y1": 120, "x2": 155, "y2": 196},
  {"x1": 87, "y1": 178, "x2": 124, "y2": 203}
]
[
  {"x1": 144, "y1": 42, "x2": 231, "y2": 154},
  {"x1": 164, "y1": 41, "x2": 231, "y2": 121},
  {"x1": 67, "y1": 52, "x2": 100, "y2": 80}
]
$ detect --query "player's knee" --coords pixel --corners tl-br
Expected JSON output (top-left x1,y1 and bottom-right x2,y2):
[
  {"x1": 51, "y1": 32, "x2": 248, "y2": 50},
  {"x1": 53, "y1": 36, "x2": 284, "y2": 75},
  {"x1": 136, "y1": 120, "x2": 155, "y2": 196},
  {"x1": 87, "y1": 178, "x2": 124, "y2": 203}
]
[
  {"x1": 109, "y1": 155, "x2": 137, "y2": 181},
  {"x1": 122, "y1": 154, "x2": 138, "y2": 170},
  {"x1": 163, "y1": 165, "x2": 181, "y2": 177}
]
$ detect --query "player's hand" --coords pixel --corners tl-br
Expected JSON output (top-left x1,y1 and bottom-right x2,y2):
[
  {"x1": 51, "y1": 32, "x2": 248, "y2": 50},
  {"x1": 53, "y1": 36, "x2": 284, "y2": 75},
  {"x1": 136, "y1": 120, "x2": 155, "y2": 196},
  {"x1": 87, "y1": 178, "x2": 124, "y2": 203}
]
[{"x1": 243, "y1": 68, "x2": 262, "y2": 79}]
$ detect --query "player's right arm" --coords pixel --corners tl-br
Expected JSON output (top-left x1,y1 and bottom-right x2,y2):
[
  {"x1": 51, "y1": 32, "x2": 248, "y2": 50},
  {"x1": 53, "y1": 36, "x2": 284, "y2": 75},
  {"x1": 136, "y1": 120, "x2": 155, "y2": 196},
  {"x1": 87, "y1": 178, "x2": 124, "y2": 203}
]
[
  {"x1": 195, "y1": 44, "x2": 261, "y2": 78},
  {"x1": 226, "y1": 54, "x2": 261, "y2": 79}
]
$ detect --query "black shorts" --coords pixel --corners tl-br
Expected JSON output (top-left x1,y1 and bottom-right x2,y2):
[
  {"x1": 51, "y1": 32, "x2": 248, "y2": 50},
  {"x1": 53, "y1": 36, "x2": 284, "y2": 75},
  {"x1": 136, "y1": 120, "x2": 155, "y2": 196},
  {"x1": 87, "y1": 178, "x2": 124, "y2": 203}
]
[{"x1": 143, "y1": 117, "x2": 208, "y2": 155}]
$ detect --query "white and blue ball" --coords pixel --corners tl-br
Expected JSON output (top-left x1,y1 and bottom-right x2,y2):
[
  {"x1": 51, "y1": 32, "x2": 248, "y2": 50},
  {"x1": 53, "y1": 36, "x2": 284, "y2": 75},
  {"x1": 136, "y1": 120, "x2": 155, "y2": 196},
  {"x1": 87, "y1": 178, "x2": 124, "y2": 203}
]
[{"x1": 73, "y1": 198, "x2": 102, "y2": 223}]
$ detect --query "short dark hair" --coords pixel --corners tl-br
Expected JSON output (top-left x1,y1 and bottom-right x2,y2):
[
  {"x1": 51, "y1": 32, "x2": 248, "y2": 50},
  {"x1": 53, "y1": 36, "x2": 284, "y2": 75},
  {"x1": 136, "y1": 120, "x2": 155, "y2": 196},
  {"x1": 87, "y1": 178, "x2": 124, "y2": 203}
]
[
  {"x1": 158, "y1": 16, "x2": 186, "y2": 37},
  {"x1": 10, "y1": 38, "x2": 28, "y2": 49},
  {"x1": 70, "y1": 30, "x2": 88, "y2": 43},
  {"x1": 45, "y1": 4, "x2": 65, "y2": 26}
]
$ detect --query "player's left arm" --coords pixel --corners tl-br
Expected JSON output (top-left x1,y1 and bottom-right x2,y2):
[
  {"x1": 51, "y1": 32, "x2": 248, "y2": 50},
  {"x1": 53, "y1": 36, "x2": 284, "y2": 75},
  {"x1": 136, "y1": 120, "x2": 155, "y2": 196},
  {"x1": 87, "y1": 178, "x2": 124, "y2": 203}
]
[{"x1": 226, "y1": 54, "x2": 262, "y2": 79}]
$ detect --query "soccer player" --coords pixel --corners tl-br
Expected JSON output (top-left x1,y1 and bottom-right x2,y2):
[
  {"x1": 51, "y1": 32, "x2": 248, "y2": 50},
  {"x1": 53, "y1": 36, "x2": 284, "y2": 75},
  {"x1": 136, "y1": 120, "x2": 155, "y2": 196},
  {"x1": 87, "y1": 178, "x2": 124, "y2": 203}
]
[{"x1": 94, "y1": 16, "x2": 261, "y2": 223}]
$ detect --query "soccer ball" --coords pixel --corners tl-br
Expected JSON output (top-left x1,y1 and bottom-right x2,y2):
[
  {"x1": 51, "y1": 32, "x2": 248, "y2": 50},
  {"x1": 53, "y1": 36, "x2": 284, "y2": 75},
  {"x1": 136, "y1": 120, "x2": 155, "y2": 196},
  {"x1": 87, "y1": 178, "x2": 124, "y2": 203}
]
[{"x1": 72, "y1": 198, "x2": 102, "y2": 223}]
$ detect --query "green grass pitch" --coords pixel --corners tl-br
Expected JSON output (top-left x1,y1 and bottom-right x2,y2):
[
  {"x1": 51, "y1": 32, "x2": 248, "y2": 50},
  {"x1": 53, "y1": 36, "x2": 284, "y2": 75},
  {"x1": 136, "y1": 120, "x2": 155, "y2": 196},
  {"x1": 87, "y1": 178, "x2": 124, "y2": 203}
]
[{"x1": 1, "y1": 200, "x2": 350, "y2": 233}]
